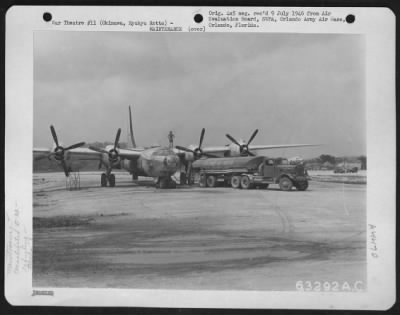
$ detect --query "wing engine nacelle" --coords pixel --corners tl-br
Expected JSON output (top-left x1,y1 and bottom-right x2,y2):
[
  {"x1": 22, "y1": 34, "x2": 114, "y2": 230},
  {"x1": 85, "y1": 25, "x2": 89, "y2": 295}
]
[{"x1": 184, "y1": 152, "x2": 195, "y2": 161}]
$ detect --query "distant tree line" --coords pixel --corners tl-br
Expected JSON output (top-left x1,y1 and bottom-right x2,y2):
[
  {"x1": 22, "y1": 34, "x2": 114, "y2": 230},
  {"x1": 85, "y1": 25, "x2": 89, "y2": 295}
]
[{"x1": 305, "y1": 154, "x2": 366, "y2": 170}]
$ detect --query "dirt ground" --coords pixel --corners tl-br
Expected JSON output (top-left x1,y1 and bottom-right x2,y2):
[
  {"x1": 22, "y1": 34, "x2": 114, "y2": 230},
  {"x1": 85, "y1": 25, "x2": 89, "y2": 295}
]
[{"x1": 33, "y1": 172, "x2": 366, "y2": 291}]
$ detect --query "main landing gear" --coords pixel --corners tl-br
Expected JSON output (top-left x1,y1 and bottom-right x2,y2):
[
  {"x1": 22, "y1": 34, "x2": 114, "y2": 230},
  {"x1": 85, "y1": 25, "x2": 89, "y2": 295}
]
[
  {"x1": 156, "y1": 177, "x2": 176, "y2": 189},
  {"x1": 101, "y1": 173, "x2": 116, "y2": 187}
]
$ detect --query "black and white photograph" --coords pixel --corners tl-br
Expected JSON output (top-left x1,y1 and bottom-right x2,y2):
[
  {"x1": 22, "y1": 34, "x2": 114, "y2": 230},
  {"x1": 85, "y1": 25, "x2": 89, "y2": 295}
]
[
  {"x1": 32, "y1": 30, "x2": 367, "y2": 291},
  {"x1": 5, "y1": 6, "x2": 396, "y2": 309}
]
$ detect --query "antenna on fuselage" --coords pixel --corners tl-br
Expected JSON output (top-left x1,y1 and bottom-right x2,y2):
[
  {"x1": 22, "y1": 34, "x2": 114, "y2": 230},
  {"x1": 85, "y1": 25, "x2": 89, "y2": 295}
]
[{"x1": 129, "y1": 105, "x2": 136, "y2": 148}]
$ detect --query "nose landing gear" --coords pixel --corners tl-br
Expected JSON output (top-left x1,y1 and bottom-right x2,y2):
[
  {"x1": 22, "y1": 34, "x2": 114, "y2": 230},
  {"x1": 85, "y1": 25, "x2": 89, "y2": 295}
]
[{"x1": 100, "y1": 173, "x2": 116, "y2": 187}]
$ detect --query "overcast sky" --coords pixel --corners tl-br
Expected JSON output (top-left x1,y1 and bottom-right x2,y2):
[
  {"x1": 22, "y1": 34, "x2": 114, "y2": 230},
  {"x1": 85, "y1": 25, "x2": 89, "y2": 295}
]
[{"x1": 34, "y1": 31, "x2": 365, "y2": 158}]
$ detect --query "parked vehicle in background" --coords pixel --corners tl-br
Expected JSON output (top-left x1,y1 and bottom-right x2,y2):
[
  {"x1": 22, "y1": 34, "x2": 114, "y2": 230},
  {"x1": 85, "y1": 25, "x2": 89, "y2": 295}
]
[{"x1": 334, "y1": 166, "x2": 358, "y2": 174}]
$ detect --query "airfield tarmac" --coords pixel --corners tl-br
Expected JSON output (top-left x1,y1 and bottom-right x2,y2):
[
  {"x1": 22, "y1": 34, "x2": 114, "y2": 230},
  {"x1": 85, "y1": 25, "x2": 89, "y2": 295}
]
[{"x1": 33, "y1": 171, "x2": 366, "y2": 291}]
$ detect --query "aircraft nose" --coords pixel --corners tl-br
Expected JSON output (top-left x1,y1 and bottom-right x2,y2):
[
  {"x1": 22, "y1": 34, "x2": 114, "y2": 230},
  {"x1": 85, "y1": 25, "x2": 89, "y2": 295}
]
[{"x1": 164, "y1": 155, "x2": 179, "y2": 169}]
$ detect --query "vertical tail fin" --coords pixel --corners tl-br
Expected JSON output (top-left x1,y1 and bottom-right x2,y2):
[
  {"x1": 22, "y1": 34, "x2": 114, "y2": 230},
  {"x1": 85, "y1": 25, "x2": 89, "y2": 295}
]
[{"x1": 129, "y1": 106, "x2": 136, "y2": 148}]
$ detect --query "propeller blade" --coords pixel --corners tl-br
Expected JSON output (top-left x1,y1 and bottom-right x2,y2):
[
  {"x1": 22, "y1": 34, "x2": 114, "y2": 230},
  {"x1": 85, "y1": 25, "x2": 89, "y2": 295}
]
[
  {"x1": 114, "y1": 128, "x2": 121, "y2": 149},
  {"x1": 198, "y1": 128, "x2": 205, "y2": 148},
  {"x1": 98, "y1": 161, "x2": 103, "y2": 170},
  {"x1": 226, "y1": 134, "x2": 241, "y2": 147},
  {"x1": 61, "y1": 160, "x2": 69, "y2": 177},
  {"x1": 50, "y1": 125, "x2": 59, "y2": 147},
  {"x1": 176, "y1": 145, "x2": 194, "y2": 153},
  {"x1": 89, "y1": 146, "x2": 109, "y2": 154},
  {"x1": 64, "y1": 142, "x2": 86, "y2": 151},
  {"x1": 247, "y1": 129, "x2": 259, "y2": 145}
]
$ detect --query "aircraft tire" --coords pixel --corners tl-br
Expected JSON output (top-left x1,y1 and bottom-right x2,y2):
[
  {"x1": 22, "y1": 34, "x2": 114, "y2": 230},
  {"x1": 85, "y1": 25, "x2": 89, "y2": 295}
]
[
  {"x1": 169, "y1": 179, "x2": 177, "y2": 189},
  {"x1": 206, "y1": 175, "x2": 217, "y2": 187},
  {"x1": 159, "y1": 177, "x2": 169, "y2": 189},
  {"x1": 101, "y1": 173, "x2": 107, "y2": 187},
  {"x1": 231, "y1": 175, "x2": 241, "y2": 189},
  {"x1": 240, "y1": 175, "x2": 253, "y2": 189},
  {"x1": 180, "y1": 173, "x2": 187, "y2": 185},
  {"x1": 279, "y1": 177, "x2": 293, "y2": 191},
  {"x1": 109, "y1": 174, "x2": 116, "y2": 187}
]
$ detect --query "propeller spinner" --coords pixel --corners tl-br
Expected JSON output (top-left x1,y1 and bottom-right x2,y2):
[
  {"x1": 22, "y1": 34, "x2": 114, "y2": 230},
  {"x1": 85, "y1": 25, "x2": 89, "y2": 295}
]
[
  {"x1": 176, "y1": 128, "x2": 216, "y2": 159},
  {"x1": 49, "y1": 125, "x2": 86, "y2": 176},
  {"x1": 226, "y1": 129, "x2": 259, "y2": 156},
  {"x1": 89, "y1": 128, "x2": 121, "y2": 164}
]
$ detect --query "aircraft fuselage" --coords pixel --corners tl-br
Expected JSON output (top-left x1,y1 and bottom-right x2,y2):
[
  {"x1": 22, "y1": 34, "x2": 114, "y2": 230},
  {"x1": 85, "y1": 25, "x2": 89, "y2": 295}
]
[{"x1": 121, "y1": 146, "x2": 180, "y2": 178}]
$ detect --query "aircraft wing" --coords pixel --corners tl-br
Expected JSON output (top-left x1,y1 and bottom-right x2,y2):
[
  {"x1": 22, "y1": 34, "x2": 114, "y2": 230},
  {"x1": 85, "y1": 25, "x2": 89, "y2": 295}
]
[
  {"x1": 118, "y1": 148, "x2": 143, "y2": 159},
  {"x1": 248, "y1": 144, "x2": 320, "y2": 151},
  {"x1": 173, "y1": 146, "x2": 230, "y2": 156},
  {"x1": 33, "y1": 148, "x2": 52, "y2": 160},
  {"x1": 33, "y1": 147, "x2": 144, "y2": 161},
  {"x1": 201, "y1": 146, "x2": 231, "y2": 154},
  {"x1": 69, "y1": 148, "x2": 143, "y2": 160}
]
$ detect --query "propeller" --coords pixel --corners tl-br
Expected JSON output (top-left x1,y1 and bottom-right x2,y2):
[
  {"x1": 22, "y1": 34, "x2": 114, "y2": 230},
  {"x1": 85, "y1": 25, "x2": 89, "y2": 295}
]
[
  {"x1": 48, "y1": 125, "x2": 85, "y2": 176},
  {"x1": 89, "y1": 128, "x2": 121, "y2": 164},
  {"x1": 226, "y1": 129, "x2": 259, "y2": 156},
  {"x1": 176, "y1": 128, "x2": 217, "y2": 159}
]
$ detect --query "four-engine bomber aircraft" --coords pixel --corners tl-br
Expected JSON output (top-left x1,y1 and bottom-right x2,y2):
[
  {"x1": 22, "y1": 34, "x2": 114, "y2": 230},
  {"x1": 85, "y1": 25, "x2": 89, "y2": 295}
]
[
  {"x1": 34, "y1": 106, "x2": 318, "y2": 188},
  {"x1": 34, "y1": 107, "x2": 182, "y2": 188}
]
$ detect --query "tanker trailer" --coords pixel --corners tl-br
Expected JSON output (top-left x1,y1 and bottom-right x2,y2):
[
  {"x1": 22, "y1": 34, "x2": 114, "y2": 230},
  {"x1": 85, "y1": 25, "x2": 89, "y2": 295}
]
[{"x1": 191, "y1": 156, "x2": 309, "y2": 191}]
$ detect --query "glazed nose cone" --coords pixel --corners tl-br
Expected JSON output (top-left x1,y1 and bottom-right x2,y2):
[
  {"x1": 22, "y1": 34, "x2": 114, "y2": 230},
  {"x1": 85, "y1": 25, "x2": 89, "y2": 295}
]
[{"x1": 164, "y1": 155, "x2": 179, "y2": 171}]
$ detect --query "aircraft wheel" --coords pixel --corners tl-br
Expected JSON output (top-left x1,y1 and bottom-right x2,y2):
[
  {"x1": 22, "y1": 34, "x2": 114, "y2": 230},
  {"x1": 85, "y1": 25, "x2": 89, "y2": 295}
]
[
  {"x1": 296, "y1": 181, "x2": 308, "y2": 191},
  {"x1": 159, "y1": 177, "x2": 169, "y2": 189},
  {"x1": 206, "y1": 175, "x2": 217, "y2": 187},
  {"x1": 231, "y1": 175, "x2": 241, "y2": 189},
  {"x1": 109, "y1": 174, "x2": 116, "y2": 187},
  {"x1": 169, "y1": 179, "x2": 177, "y2": 189},
  {"x1": 279, "y1": 177, "x2": 293, "y2": 191},
  {"x1": 101, "y1": 173, "x2": 107, "y2": 187},
  {"x1": 240, "y1": 175, "x2": 253, "y2": 189},
  {"x1": 180, "y1": 173, "x2": 187, "y2": 185},
  {"x1": 132, "y1": 174, "x2": 138, "y2": 181}
]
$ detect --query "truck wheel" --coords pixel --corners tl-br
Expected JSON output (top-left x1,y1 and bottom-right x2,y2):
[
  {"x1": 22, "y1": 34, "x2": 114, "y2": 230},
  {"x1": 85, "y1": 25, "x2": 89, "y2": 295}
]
[
  {"x1": 206, "y1": 175, "x2": 217, "y2": 187},
  {"x1": 199, "y1": 174, "x2": 207, "y2": 187},
  {"x1": 296, "y1": 181, "x2": 308, "y2": 191},
  {"x1": 241, "y1": 175, "x2": 253, "y2": 189},
  {"x1": 279, "y1": 177, "x2": 293, "y2": 191},
  {"x1": 101, "y1": 173, "x2": 107, "y2": 187},
  {"x1": 108, "y1": 174, "x2": 116, "y2": 187},
  {"x1": 231, "y1": 175, "x2": 241, "y2": 189}
]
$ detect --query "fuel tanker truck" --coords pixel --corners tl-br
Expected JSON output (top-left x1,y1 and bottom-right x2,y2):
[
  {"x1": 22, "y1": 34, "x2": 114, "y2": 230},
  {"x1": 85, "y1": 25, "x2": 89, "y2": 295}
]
[{"x1": 191, "y1": 156, "x2": 309, "y2": 191}]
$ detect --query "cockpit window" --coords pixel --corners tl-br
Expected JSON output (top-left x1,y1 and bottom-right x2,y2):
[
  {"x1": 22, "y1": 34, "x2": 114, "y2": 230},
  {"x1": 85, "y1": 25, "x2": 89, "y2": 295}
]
[{"x1": 152, "y1": 148, "x2": 174, "y2": 156}]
